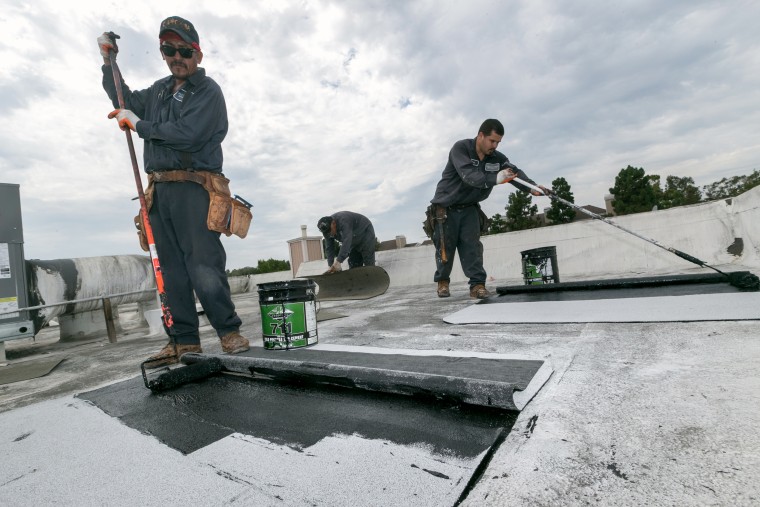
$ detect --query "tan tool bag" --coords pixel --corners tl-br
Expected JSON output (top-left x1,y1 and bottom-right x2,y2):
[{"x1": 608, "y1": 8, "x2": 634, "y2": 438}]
[{"x1": 205, "y1": 173, "x2": 252, "y2": 238}]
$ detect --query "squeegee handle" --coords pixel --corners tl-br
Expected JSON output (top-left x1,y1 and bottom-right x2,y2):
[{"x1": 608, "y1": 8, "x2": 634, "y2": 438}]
[
  {"x1": 108, "y1": 40, "x2": 174, "y2": 328},
  {"x1": 509, "y1": 175, "x2": 714, "y2": 270},
  {"x1": 671, "y1": 249, "x2": 707, "y2": 267}
]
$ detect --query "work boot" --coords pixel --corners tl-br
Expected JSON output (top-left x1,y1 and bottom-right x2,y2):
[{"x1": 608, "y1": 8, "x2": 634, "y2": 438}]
[
  {"x1": 221, "y1": 332, "x2": 250, "y2": 354},
  {"x1": 437, "y1": 280, "x2": 450, "y2": 298},
  {"x1": 469, "y1": 284, "x2": 491, "y2": 299},
  {"x1": 145, "y1": 342, "x2": 202, "y2": 369}
]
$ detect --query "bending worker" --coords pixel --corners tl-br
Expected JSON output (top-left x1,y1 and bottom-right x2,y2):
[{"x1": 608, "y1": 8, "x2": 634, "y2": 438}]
[
  {"x1": 429, "y1": 118, "x2": 550, "y2": 299},
  {"x1": 317, "y1": 211, "x2": 377, "y2": 274},
  {"x1": 97, "y1": 16, "x2": 249, "y2": 366}
]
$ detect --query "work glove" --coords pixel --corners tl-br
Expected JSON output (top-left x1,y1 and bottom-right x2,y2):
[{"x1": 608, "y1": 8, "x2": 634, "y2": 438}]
[
  {"x1": 97, "y1": 33, "x2": 116, "y2": 59},
  {"x1": 496, "y1": 169, "x2": 516, "y2": 184},
  {"x1": 325, "y1": 259, "x2": 343, "y2": 274},
  {"x1": 108, "y1": 109, "x2": 140, "y2": 132},
  {"x1": 532, "y1": 185, "x2": 553, "y2": 197}
]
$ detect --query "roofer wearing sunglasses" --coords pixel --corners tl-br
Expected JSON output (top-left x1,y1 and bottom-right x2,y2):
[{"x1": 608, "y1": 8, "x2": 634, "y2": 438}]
[{"x1": 97, "y1": 16, "x2": 250, "y2": 366}]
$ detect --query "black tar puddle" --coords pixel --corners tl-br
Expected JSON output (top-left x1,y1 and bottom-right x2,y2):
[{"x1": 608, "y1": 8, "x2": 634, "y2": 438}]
[{"x1": 78, "y1": 373, "x2": 517, "y2": 457}]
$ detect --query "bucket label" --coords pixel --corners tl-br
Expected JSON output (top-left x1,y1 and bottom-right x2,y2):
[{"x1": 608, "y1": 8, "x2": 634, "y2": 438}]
[
  {"x1": 523, "y1": 257, "x2": 555, "y2": 284},
  {"x1": 260, "y1": 300, "x2": 318, "y2": 350}
]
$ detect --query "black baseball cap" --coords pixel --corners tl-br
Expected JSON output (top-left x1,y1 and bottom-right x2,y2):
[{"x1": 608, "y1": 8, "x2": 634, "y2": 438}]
[
  {"x1": 317, "y1": 216, "x2": 333, "y2": 236},
  {"x1": 159, "y1": 16, "x2": 200, "y2": 47}
]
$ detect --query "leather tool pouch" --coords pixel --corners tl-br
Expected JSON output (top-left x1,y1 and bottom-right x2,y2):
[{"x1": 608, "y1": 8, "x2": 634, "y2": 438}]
[
  {"x1": 134, "y1": 214, "x2": 149, "y2": 252},
  {"x1": 423, "y1": 204, "x2": 447, "y2": 239},
  {"x1": 476, "y1": 204, "x2": 491, "y2": 235},
  {"x1": 204, "y1": 173, "x2": 252, "y2": 238},
  {"x1": 229, "y1": 198, "x2": 253, "y2": 238},
  {"x1": 423, "y1": 204, "x2": 435, "y2": 239}
]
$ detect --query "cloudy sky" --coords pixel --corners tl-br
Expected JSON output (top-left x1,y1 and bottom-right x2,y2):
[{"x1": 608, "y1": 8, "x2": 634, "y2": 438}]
[{"x1": 2, "y1": 0, "x2": 759, "y2": 270}]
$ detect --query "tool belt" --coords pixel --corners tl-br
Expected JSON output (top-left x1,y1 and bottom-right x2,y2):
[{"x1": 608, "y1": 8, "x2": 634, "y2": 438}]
[
  {"x1": 422, "y1": 204, "x2": 446, "y2": 239},
  {"x1": 422, "y1": 202, "x2": 490, "y2": 240},
  {"x1": 133, "y1": 170, "x2": 253, "y2": 251}
]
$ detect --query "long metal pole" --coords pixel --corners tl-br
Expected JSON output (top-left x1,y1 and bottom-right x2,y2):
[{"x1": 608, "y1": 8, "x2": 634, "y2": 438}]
[
  {"x1": 107, "y1": 35, "x2": 173, "y2": 329},
  {"x1": 510, "y1": 175, "x2": 730, "y2": 277}
]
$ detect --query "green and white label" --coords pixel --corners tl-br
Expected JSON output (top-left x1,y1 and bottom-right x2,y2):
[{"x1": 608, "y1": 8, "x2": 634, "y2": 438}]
[{"x1": 260, "y1": 300, "x2": 318, "y2": 349}]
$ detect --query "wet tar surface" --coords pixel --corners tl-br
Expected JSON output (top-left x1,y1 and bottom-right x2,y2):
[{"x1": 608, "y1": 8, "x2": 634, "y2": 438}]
[{"x1": 79, "y1": 374, "x2": 517, "y2": 457}]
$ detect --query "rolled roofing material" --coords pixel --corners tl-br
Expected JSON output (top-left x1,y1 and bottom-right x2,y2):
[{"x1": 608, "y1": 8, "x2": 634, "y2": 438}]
[{"x1": 181, "y1": 347, "x2": 548, "y2": 411}]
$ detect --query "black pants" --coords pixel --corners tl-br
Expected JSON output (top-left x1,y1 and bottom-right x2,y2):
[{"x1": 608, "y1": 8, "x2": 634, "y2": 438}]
[
  {"x1": 348, "y1": 227, "x2": 377, "y2": 268},
  {"x1": 432, "y1": 205, "x2": 486, "y2": 287},
  {"x1": 150, "y1": 181, "x2": 242, "y2": 345}
]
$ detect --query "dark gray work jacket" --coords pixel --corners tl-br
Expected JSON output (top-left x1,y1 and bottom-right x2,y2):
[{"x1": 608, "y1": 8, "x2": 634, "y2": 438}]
[
  {"x1": 431, "y1": 138, "x2": 535, "y2": 207},
  {"x1": 102, "y1": 66, "x2": 228, "y2": 173}
]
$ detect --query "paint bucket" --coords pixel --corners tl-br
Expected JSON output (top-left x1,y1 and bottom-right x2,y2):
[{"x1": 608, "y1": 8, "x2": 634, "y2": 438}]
[
  {"x1": 520, "y1": 246, "x2": 560, "y2": 285},
  {"x1": 257, "y1": 279, "x2": 318, "y2": 350}
]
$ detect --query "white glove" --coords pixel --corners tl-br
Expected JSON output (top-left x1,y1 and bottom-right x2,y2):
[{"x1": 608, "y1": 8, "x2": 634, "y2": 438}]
[
  {"x1": 325, "y1": 259, "x2": 343, "y2": 274},
  {"x1": 97, "y1": 33, "x2": 115, "y2": 59},
  {"x1": 108, "y1": 109, "x2": 140, "y2": 132},
  {"x1": 496, "y1": 169, "x2": 516, "y2": 184}
]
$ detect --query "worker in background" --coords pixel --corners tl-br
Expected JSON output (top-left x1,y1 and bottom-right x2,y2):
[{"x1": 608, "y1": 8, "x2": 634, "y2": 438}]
[{"x1": 317, "y1": 212, "x2": 377, "y2": 274}]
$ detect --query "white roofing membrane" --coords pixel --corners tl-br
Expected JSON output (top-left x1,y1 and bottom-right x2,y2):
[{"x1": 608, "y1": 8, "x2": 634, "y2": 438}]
[{"x1": 444, "y1": 292, "x2": 760, "y2": 324}]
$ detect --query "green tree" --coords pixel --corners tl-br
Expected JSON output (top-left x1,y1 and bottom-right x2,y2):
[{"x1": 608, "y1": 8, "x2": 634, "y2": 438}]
[
  {"x1": 227, "y1": 258, "x2": 291, "y2": 276},
  {"x1": 545, "y1": 177, "x2": 575, "y2": 224},
  {"x1": 505, "y1": 190, "x2": 539, "y2": 231},
  {"x1": 487, "y1": 213, "x2": 508, "y2": 234},
  {"x1": 609, "y1": 165, "x2": 659, "y2": 215},
  {"x1": 702, "y1": 169, "x2": 760, "y2": 200},
  {"x1": 660, "y1": 175, "x2": 701, "y2": 209}
]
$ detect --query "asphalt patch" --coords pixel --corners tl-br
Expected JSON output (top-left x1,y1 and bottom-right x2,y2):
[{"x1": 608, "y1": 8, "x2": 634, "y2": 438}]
[{"x1": 78, "y1": 373, "x2": 516, "y2": 457}]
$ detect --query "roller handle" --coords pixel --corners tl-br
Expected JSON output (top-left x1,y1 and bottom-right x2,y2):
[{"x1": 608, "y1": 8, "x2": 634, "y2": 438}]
[{"x1": 670, "y1": 249, "x2": 706, "y2": 267}]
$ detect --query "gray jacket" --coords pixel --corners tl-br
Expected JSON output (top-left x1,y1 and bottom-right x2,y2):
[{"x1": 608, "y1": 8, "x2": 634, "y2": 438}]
[
  {"x1": 102, "y1": 66, "x2": 228, "y2": 173},
  {"x1": 324, "y1": 211, "x2": 375, "y2": 265},
  {"x1": 431, "y1": 138, "x2": 535, "y2": 207}
]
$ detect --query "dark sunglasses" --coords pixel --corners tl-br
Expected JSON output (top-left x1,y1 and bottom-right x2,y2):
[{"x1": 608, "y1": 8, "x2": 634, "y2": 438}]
[{"x1": 160, "y1": 45, "x2": 195, "y2": 58}]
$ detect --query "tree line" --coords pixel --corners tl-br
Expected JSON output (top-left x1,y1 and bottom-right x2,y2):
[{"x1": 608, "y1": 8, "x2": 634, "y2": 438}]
[
  {"x1": 486, "y1": 166, "x2": 760, "y2": 234},
  {"x1": 227, "y1": 258, "x2": 290, "y2": 276}
]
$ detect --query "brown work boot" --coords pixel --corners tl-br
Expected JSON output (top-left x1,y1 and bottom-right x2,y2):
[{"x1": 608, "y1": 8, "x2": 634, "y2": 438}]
[
  {"x1": 469, "y1": 284, "x2": 491, "y2": 299},
  {"x1": 145, "y1": 342, "x2": 202, "y2": 369},
  {"x1": 437, "y1": 280, "x2": 450, "y2": 298},
  {"x1": 221, "y1": 332, "x2": 250, "y2": 354}
]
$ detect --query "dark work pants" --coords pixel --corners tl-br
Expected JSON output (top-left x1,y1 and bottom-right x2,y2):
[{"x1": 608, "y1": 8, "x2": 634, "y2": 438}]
[
  {"x1": 432, "y1": 205, "x2": 486, "y2": 287},
  {"x1": 150, "y1": 181, "x2": 242, "y2": 345},
  {"x1": 347, "y1": 226, "x2": 377, "y2": 268}
]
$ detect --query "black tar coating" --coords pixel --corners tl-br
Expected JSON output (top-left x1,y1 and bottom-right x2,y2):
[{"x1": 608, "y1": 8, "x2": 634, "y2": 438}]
[
  {"x1": 492, "y1": 273, "x2": 751, "y2": 303},
  {"x1": 78, "y1": 374, "x2": 516, "y2": 457}
]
